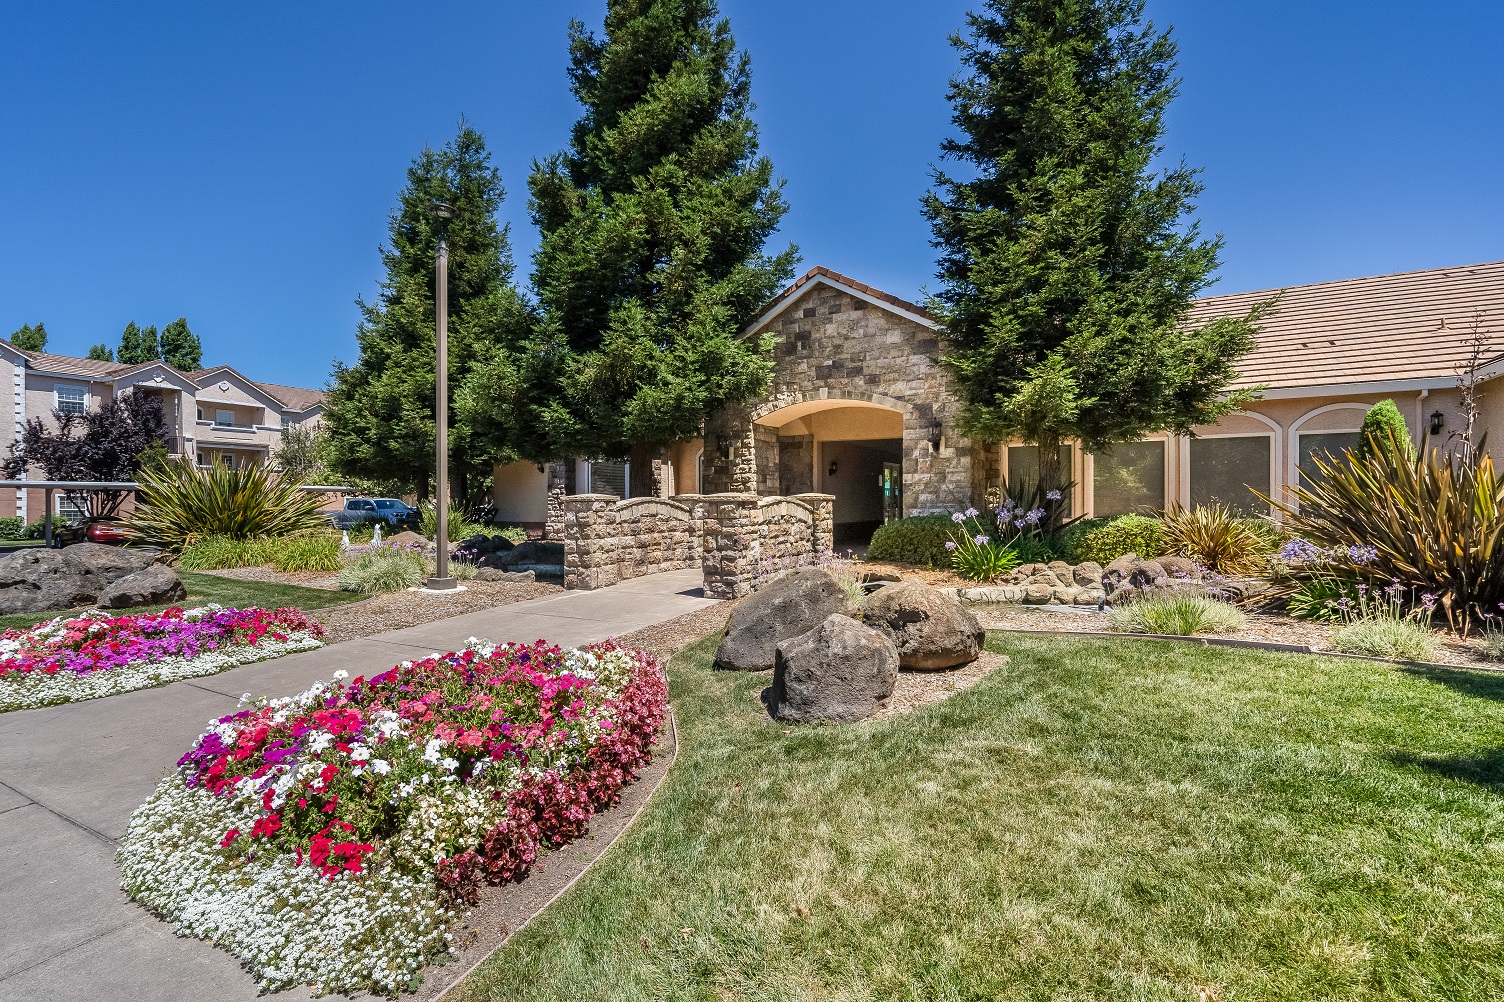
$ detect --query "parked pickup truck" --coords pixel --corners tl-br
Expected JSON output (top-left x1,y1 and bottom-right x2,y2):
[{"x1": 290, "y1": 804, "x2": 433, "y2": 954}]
[{"x1": 329, "y1": 497, "x2": 420, "y2": 532}]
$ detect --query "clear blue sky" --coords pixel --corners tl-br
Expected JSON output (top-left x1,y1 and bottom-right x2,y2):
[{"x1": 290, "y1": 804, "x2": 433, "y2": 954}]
[{"x1": 3, "y1": 2, "x2": 1501, "y2": 389}]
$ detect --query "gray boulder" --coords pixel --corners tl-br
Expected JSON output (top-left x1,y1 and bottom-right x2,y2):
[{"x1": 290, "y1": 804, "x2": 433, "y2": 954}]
[
  {"x1": 714, "y1": 568, "x2": 856, "y2": 671},
  {"x1": 96, "y1": 564, "x2": 187, "y2": 609},
  {"x1": 0, "y1": 544, "x2": 157, "y2": 614},
  {"x1": 770, "y1": 614, "x2": 899, "y2": 723},
  {"x1": 473, "y1": 568, "x2": 535, "y2": 583},
  {"x1": 861, "y1": 580, "x2": 985, "y2": 669}
]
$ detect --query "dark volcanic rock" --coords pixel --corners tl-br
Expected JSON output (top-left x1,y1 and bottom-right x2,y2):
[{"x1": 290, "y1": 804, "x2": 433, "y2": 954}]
[
  {"x1": 770, "y1": 614, "x2": 899, "y2": 723},
  {"x1": 860, "y1": 580, "x2": 985, "y2": 670},
  {"x1": 0, "y1": 543, "x2": 157, "y2": 614},
  {"x1": 714, "y1": 568, "x2": 856, "y2": 671},
  {"x1": 96, "y1": 565, "x2": 187, "y2": 609}
]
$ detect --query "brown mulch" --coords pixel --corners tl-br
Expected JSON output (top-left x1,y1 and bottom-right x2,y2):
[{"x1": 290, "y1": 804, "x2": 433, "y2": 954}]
[
  {"x1": 870, "y1": 651, "x2": 1011, "y2": 720},
  {"x1": 858, "y1": 559, "x2": 971, "y2": 589},
  {"x1": 191, "y1": 565, "x2": 344, "y2": 590},
  {"x1": 314, "y1": 580, "x2": 563, "y2": 643}
]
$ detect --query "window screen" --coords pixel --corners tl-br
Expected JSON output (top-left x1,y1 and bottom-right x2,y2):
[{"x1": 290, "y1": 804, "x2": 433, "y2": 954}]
[
  {"x1": 1093, "y1": 441, "x2": 1166, "y2": 516},
  {"x1": 589, "y1": 461, "x2": 628, "y2": 499},
  {"x1": 216, "y1": 409, "x2": 236, "y2": 426},
  {"x1": 55, "y1": 385, "x2": 86, "y2": 414},
  {"x1": 1298, "y1": 432, "x2": 1361, "y2": 489},
  {"x1": 1007, "y1": 445, "x2": 1074, "y2": 513},
  {"x1": 1189, "y1": 436, "x2": 1271, "y2": 515}
]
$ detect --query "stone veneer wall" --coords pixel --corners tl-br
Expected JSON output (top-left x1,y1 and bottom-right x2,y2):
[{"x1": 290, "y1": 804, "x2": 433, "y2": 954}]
[
  {"x1": 699, "y1": 493, "x2": 834, "y2": 600},
  {"x1": 703, "y1": 286, "x2": 974, "y2": 515},
  {"x1": 777, "y1": 434, "x2": 815, "y2": 494}
]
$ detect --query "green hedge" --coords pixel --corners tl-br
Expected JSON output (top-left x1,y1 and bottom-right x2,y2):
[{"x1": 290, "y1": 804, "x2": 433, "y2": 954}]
[
  {"x1": 1061, "y1": 514, "x2": 1166, "y2": 565},
  {"x1": 867, "y1": 514, "x2": 956, "y2": 568},
  {"x1": 0, "y1": 516, "x2": 23, "y2": 541}
]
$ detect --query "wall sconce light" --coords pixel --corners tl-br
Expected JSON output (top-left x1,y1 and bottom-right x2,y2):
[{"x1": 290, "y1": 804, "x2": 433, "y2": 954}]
[
  {"x1": 828, "y1": 460, "x2": 838, "y2": 477},
  {"x1": 715, "y1": 433, "x2": 732, "y2": 459},
  {"x1": 930, "y1": 432, "x2": 943, "y2": 453},
  {"x1": 1430, "y1": 410, "x2": 1445, "y2": 435}
]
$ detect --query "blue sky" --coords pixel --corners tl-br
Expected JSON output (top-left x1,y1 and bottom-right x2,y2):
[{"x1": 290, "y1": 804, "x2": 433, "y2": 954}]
[{"x1": 3, "y1": 2, "x2": 1501, "y2": 389}]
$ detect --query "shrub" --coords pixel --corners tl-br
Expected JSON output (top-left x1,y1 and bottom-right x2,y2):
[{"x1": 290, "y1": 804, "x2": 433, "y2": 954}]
[
  {"x1": 429, "y1": 555, "x2": 478, "y2": 581},
  {"x1": 1108, "y1": 593, "x2": 1246, "y2": 636},
  {"x1": 1477, "y1": 628, "x2": 1504, "y2": 661},
  {"x1": 0, "y1": 516, "x2": 23, "y2": 540},
  {"x1": 867, "y1": 514, "x2": 955, "y2": 568},
  {"x1": 338, "y1": 544, "x2": 426, "y2": 594},
  {"x1": 953, "y1": 541, "x2": 1021, "y2": 582},
  {"x1": 1271, "y1": 441, "x2": 1504, "y2": 633},
  {"x1": 1161, "y1": 504, "x2": 1273, "y2": 575},
  {"x1": 179, "y1": 535, "x2": 272, "y2": 570},
  {"x1": 1062, "y1": 514, "x2": 1165, "y2": 565},
  {"x1": 1330, "y1": 618, "x2": 1438, "y2": 661},
  {"x1": 1285, "y1": 577, "x2": 1355, "y2": 622},
  {"x1": 128, "y1": 458, "x2": 331, "y2": 550},
  {"x1": 1352, "y1": 399, "x2": 1416, "y2": 464},
  {"x1": 493, "y1": 525, "x2": 529, "y2": 545},
  {"x1": 23, "y1": 520, "x2": 46, "y2": 540},
  {"x1": 269, "y1": 534, "x2": 343, "y2": 573},
  {"x1": 420, "y1": 501, "x2": 489, "y2": 545}
]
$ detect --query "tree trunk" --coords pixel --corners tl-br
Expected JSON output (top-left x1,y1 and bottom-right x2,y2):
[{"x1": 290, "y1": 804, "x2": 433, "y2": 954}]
[{"x1": 629, "y1": 442, "x2": 657, "y2": 498}]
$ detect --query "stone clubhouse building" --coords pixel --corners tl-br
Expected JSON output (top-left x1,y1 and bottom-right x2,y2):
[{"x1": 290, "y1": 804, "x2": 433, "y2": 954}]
[{"x1": 494, "y1": 259, "x2": 1504, "y2": 545}]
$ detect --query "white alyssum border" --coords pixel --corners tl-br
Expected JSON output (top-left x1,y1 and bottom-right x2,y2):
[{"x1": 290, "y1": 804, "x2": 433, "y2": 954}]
[{"x1": 0, "y1": 632, "x2": 324, "y2": 713}]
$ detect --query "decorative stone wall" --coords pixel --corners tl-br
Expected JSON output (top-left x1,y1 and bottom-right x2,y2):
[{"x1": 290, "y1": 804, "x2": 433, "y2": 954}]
[
  {"x1": 699, "y1": 492, "x2": 835, "y2": 600},
  {"x1": 561, "y1": 494, "x2": 698, "y2": 591},
  {"x1": 544, "y1": 462, "x2": 569, "y2": 539},
  {"x1": 705, "y1": 285, "x2": 975, "y2": 514}
]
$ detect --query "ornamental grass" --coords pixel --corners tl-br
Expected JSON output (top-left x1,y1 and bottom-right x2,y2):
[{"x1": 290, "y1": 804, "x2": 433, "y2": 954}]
[
  {"x1": 127, "y1": 457, "x2": 332, "y2": 551},
  {"x1": 118, "y1": 639, "x2": 667, "y2": 995}
]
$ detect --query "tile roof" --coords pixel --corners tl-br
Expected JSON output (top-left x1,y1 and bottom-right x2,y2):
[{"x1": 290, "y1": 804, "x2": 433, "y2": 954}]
[
  {"x1": 255, "y1": 381, "x2": 326, "y2": 411},
  {"x1": 750, "y1": 266, "x2": 936, "y2": 329},
  {"x1": 1189, "y1": 260, "x2": 1504, "y2": 391},
  {"x1": 20, "y1": 352, "x2": 133, "y2": 378},
  {"x1": 6, "y1": 347, "x2": 326, "y2": 408}
]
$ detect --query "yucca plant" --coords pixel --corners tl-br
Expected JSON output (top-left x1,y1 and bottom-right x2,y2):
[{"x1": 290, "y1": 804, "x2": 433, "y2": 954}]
[
  {"x1": 1268, "y1": 430, "x2": 1504, "y2": 633},
  {"x1": 127, "y1": 457, "x2": 332, "y2": 550},
  {"x1": 1160, "y1": 504, "x2": 1273, "y2": 575}
]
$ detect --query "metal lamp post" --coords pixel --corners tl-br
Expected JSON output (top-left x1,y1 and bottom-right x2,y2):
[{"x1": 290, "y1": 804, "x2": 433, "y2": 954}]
[{"x1": 425, "y1": 200, "x2": 459, "y2": 591}]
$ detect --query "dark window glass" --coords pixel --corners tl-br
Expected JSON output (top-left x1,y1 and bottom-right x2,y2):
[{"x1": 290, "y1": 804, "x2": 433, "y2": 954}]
[
  {"x1": 1189, "y1": 436, "x2": 1271, "y2": 515},
  {"x1": 1093, "y1": 441, "x2": 1166, "y2": 516},
  {"x1": 1298, "y1": 432, "x2": 1362, "y2": 489}
]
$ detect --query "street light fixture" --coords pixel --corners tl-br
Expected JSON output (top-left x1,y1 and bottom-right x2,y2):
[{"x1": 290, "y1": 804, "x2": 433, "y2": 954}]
[{"x1": 424, "y1": 200, "x2": 459, "y2": 591}]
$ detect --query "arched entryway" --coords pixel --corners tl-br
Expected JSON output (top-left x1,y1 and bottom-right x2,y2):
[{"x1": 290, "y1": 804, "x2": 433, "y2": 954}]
[{"x1": 752, "y1": 397, "x2": 906, "y2": 546}]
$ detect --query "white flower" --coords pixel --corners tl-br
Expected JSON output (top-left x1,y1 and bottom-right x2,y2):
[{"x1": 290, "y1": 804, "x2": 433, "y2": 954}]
[{"x1": 331, "y1": 670, "x2": 348, "y2": 682}]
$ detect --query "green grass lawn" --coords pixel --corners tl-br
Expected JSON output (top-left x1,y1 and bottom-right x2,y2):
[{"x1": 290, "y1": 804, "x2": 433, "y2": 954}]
[
  {"x1": 451, "y1": 633, "x2": 1504, "y2": 1001},
  {"x1": 0, "y1": 570, "x2": 360, "y2": 631}
]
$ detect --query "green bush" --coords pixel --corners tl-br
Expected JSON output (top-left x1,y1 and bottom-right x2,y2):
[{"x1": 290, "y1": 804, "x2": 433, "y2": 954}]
[
  {"x1": 0, "y1": 516, "x2": 24, "y2": 540},
  {"x1": 1285, "y1": 578, "x2": 1353, "y2": 622},
  {"x1": 23, "y1": 520, "x2": 46, "y2": 540},
  {"x1": 493, "y1": 525, "x2": 529, "y2": 545},
  {"x1": 269, "y1": 535, "x2": 343, "y2": 573},
  {"x1": 1062, "y1": 514, "x2": 1165, "y2": 565},
  {"x1": 420, "y1": 501, "x2": 489, "y2": 545},
  {"x1": 867, "y1": 515, "x2": 955, "y2": 568},
  {"x1": 1330, "y1": 618, "x2": 1438, "y2": 661},
  {"x1": 1352, "y1": 399, "x2": 1416, "y2": 464},
  {"x1": 1107, "y1": 594, "x2": 1246, "y2": 636},
  {"x1": 127, "y1": 457, "x2": 331, "y2": 550},
  {"x1": 1161, "y1": 504, "x2": 1274, "y2": 574},
  {"x1": 179, "y1": 536, "x2": 271, "y2": 570},
  {"x1": 1477, "y1": 628, "x2": 1504, "y2": 662},
  {"x1": 338, "y1": 547, "x2": 425, "y2": 594}
]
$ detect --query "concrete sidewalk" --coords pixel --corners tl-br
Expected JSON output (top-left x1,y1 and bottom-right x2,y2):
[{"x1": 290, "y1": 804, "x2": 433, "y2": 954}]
[{"x1": 0, "y1": 569, "x2": 714, "y2": 1002}]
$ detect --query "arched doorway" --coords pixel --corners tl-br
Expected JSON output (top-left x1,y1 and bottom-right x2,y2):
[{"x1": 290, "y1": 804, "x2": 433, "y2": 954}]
[{"x1": 752, "y1": 398, "x2": 906, "y2": 546}]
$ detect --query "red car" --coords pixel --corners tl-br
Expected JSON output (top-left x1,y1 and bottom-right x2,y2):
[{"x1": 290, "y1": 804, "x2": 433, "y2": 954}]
[{"x1": 59, "y1": 517, "x2": 128, "y2": 546}]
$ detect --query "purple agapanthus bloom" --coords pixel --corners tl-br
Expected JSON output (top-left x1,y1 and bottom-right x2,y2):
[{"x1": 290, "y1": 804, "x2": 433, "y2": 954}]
[
  {"x1": 1045, "y1": 490, "x2": 1062, "y2": 501},
  {"x1": 973, "y1": 534, "x2": 990, "y2": 546},
  {"x1": 1278, "y1": 538, "x2": 1321, "y2": 563},
  {"x1": 964, "y1": 507, "x2": 979, "y2": 519},
  {"x1": 1347, "y1": 544, "x2": 1379, "y2": 565},
  {"x1": 951, "y1": 512, "x2": 965, "y2": 524},
  {"x1": 944, "y1": 541, "x2": 958, "y2": 551}
]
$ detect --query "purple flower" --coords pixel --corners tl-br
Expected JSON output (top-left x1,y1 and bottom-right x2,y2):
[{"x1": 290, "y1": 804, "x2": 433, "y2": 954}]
[
  {"x1": 1278, "y1": 538, "x2": 1321, "y2": 563},
  {"x1": 1045, "y1": 490, "x2": 1062, "y2": 501},
  {"x1": 1347, "y1": 544, "x2": 1379, "y2": 565},
  {"x1": 944, "y1": 541, "x2": 958, "y2": 551},
  {"x1": 973, "y1": 534, "x2": 990, "y2": 545},
  {"x1": 964, "y1": 507, "x2": 979, "y2": 519},
  {"x1": 951, "y1": 512, "x2": 965, "y2": 524},
  {"x1": 1420, "y1": 593, "x2": 1439, "y2": 611}
]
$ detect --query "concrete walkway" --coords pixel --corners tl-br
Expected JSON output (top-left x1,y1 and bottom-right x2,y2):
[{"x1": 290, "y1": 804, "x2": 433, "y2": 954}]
[{"x1": 0, "y1": 570, "x2": 714, "y2": 1002}]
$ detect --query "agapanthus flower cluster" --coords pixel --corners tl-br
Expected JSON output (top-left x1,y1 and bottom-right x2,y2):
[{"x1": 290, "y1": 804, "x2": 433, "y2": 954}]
[
  {"x1": 118, "y1": 638, "x2": 667, "y2": 995},
  {"x1": 0, "y1": 605, "x2": 325, "y2": 712}
]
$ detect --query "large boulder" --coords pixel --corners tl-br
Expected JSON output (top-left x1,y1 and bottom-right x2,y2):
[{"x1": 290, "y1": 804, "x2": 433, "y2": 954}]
[
  {"x1": 770, "y1": 614, "x2": 899, "y2": 723},
  {"x1": 96, "y1": 565, "x2": 187, "y2": 609},
  {"x1": 473, "y1": 568, "x2": 535, "y2": 583},
  {"x1": 714, "y1": 568, "x2": 857, "y2": 671},
  {"x1": 0, "y1": 544, "x2": 156, "y2": 614},
  {"x1": 860, "y1": 580, "x2": 985, "y2": 669}
]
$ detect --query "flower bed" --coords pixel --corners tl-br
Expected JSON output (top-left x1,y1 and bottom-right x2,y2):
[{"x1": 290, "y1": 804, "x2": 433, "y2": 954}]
[
  {"x1": 0, "y1": 605, "x2": 325, "y2": 712},
  {"x1": 118, "y1": 638, "x2": 668, "y2": 995}
]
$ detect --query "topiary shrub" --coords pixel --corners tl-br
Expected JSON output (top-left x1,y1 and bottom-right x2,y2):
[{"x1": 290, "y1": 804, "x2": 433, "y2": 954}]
[
  {"x1": 1062, "y1": 514, "x2": 1165, "y2": 565},
  {"x1": 867, "y1": 514, "x2": 956, "y2": 568},
  {"x1": 1353, "y1": 398, "x2": 1416, "y2": 464}
]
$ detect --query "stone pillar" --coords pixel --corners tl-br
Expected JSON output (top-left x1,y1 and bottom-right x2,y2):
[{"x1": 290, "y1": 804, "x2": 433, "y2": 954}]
[
  {"x1": 700, "y1": 492, "x2": 760, "y2": 600},
  {"x1": 544, "y1": 461, "x2": 569, "y2": 540},
  {"x1": 562, "y1": 494, "x2": 620, "y2": 591},
  {"x1": 791, "y1": 493, "x2": 835, "y2": 555},
  {"x1": 702, "y1": 403, "x2": 756, "y2": 494},
  {"x1": 671, "y1": 494, "x2": 707, "y2": 564}
]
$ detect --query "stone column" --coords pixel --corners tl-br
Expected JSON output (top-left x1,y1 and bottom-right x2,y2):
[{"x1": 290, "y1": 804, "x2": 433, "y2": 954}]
[
  {"x1": 671, "y1": 494, "x2": 707, "y2": 564},
  {"x1": 700, "y1": 492, "x2": 760, "y2": 599},
  {"x1": 791, "y1": 493, "x2": 835, "y2": 556},
  {"x1": 544, "y1": 461, "x2": 569, "y2": 540},
  {"x1": 562, "y1": 494, "x2": 620, "y2": 591}
]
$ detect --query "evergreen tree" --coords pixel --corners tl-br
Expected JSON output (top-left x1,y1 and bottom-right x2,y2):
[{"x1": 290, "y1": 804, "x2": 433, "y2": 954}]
[
  {"x1": 160, "y1": 317, "x2": 203, "y2": 370},
  {"x1": 1353, "y1": 398, "x2": 1416, "y2": 464},
  {"x1": 9, "y1": 322, "x2": 46, "y2": 352},
  {"x1": 86, "y1": 344, "x2": 114, "y2": 362},
  {"x1": 498, "y1": 0, "x2": 796, "y2": 492},
  {"x1": 325, "y1": 123, "x2": 532, "y2": 502},
  {"x1": 117, "y1": 321, "x2": 163, "y2": 364},
  {"x1": 924, "y1": 0, "x2": 1267, "y2": 495}
]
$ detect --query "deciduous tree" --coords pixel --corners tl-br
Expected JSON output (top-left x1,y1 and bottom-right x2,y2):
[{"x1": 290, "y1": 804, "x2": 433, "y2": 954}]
[
  {"x1": 3, "y1": 392, "x2": 168, "y2": 517},
  {"x1": 9, "y1": 322, "x2": 46, "y2": 352}
]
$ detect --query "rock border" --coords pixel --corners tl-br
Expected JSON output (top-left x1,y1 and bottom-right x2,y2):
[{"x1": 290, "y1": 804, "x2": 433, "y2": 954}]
[{"x1": 422, "y1": 709, "x2": 680, "y2": 1001}]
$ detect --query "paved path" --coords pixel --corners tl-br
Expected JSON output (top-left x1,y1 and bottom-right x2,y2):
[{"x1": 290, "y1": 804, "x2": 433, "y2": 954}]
[{"x1": 0, "y1": 570, "x2": 714, "y2": 1002}]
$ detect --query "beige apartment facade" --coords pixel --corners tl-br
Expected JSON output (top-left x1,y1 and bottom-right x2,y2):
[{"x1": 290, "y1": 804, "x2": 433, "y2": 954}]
[
  {"x1": 491, "y1": 260, "x2": 1503, "y2": 540},
  {"x1": 0, "y1": 342, "x2": 325, "y2": 522}
]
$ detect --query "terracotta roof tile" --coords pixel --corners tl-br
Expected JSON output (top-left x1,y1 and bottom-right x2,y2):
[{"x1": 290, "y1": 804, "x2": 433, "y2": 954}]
[{"x1": 255, "y1": 381, "x2": 326, "y2": 411}]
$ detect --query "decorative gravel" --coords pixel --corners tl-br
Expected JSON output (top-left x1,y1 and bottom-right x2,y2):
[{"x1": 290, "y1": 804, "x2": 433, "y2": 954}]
[
  {"x1": 870, "y1": 651, "x2": 1011, "y2": 721},
  {"x1": 314, "y1": 581, "x2": 562, "y2": 643},
  {"x1": 193, "y1": 565, "x2": 344, "y2": 590}
]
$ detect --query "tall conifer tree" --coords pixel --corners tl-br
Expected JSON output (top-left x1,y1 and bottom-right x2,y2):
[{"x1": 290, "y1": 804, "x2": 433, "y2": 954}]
[
  {"x1": 160, "y1": 317, "x2": 203, "y2": 370},
  {"x1": 505, "y1": 0, "x2": 796, "y2": 492},
  {"x1": 325, "y1": 124, "x2": 531, "y2": 502},
  {"x1": 924, "y1": 0, "x2": 1266, "y2": 494},
  {"x1": 9, "y1": 322, "x2": 47, "y2": 352}
]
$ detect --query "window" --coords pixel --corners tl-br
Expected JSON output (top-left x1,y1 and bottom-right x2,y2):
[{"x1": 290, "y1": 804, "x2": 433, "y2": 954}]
[
  {"x1": 374, "y1": 499, "x2": 401, "y2": 510},
  {"x1": 1007, "y1": 444, "x2": 1074, "y2": 512},
  {"x1": 55, "y1": 384, "x2": 86, "y2": 414},
  {"x1": 55, "y1": 494, "x2": 88, "y2": 522},
  {"x1": 1189, "y1": 436, "x2": 1271, "y2": 515},
  {"x1": 1093, "y1": 440, "x2": 1166, "y2": 516},
  {"x1": 1298, "y1": 431, "x2": 1362, "y2": 490},
  {"x1": 215, "y1": 409, "x2": 236, "y2": 427},
  {"x1": 196, "y1": 407, "x2": 204, "y2": 421},
  {"x1": 588, "y1": 461, "x2": 628, "y2": 499}
]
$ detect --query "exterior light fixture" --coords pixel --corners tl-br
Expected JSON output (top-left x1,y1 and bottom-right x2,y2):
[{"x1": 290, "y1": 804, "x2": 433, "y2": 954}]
[
  {"x1": 930, "y1": 432, "x2": 943, "y2": 452},
  {"x1": 828, "y1": 460, "x2": 838, "y2": 477},
  {"x1": 1430, "y1": 410, "x2": 1445, "y2": 435}
]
